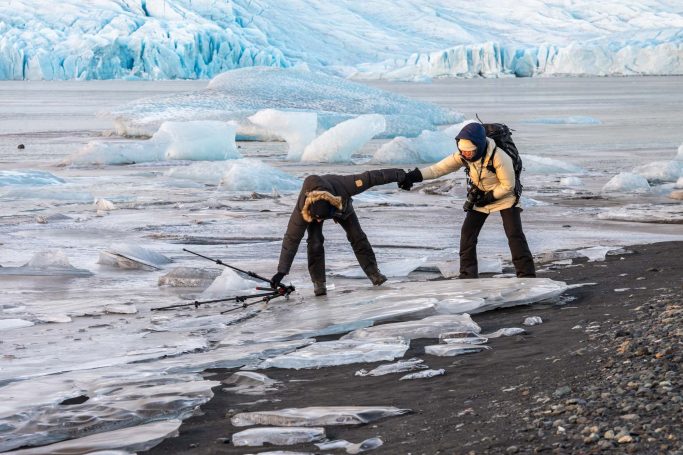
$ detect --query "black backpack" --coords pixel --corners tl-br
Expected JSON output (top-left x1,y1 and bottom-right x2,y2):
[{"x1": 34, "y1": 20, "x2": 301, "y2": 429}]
[{"x1": 477, "y1": 118, "x2": 523, "y2": 205}]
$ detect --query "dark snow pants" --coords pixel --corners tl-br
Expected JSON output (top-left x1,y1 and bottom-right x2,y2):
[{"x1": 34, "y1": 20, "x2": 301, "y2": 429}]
[
  {"x1": 306, "y1": 211, "x2": 378, "y2": 283},
  {"x1": 459, "y1": 207, "x2": 536, "y2": 278}
]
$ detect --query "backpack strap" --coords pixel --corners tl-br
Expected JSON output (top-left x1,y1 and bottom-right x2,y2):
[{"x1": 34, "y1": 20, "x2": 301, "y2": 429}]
[{"x1": 486, "y1": 147, "x2": 497, "y2": 173}]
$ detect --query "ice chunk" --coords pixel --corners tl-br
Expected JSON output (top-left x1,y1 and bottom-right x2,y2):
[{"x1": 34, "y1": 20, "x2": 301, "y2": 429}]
[
  {"x1": 560, "y1": 176, "x2": 583, "y2": 187},
  {"x1": 633, "y1": 160, "x2": 682, "y2": 183},
  {"x1": 301, "y1": 115, "x2": 386, "y2": 163},
  {"x1": 231, "y1": 406, "x2": 410, "y2": 427},
  {"x1": 372, "y1": 130, "x2": 454, "y2": 164},
  {"x1": 0, "y1": 319, "x2": 34, "y2": 331},
  {"x1": 200, "y1": 269, "x2": 262, "y2": 299},
  {"x1": 104, "y1": 304, "x2": 138, "y2": 315},
  {"x1": 231, "y1": 427, "x2": 325, "y2": 447},
  {"x1": 576, "y1": 246, "x2": 616, "y2": 262},
  {"x1": 65, "y1": 121, "x2": 239, "y2": 165},
  {"x1": 439, "y1": 332, "x2": 488, "y2": 345},
  {"x1": 481, "y1": 328, "x2": 526, "y2": 338},
  {"x1": 156, "y1": 121, "x2": 239, "y2": 161},
  {"x1": 223, "y1": 372, "x2": 280, "y2": 395},
  {"x1": 0, "y1": 170, "x2": 65, "y2": 186},
  {"x1": 112, "y1": 68, "x2": 459, "y2": 139},
  {"x1": 333, "y1": 257, "x2": 426, "y2": 278},
  {"x1": 2, "y1": 419, "x2": 182, "y2": 454},
  {"x1": 317, "y1": 437, "x2": 384, "y2": 453},
  {"x1": 35, "y1": 315, "x2": 72, "y2": 324},
  {"x1": 342, "y1": 314, "x2": 480, "y2": 341},
  {"x1": 219, "y1": 159, "x2": 301, "y2": 191},
  {"x1": 0, "y1": 250, "x2": 93, "y2": 277},
  {"x1": 523, "y1": 316, "x2": 543, "y2": 326},
  {"x1": 355, "y1": 358, "x2": 427, "y2": 377},
  {"x1": 260, "y1": 337, "x2": 409, "y2": 369},
  {"x1": 98, "y1": 244, "x2": 171, "y2": 271},
  {"x1": 158, "y1": 267, "x2": 222, "y2": 287},
  {"x1": 94, "y1": 198, "x2": 116, "y2": 211},
  {"x1": 248, "y1": 110, "x2": 318, "y2": 161},
  {"x1": 602, "y1": 172, "x2": 651, "y2": 193},
  {"x1": 166, "y1": 159, "x2": 301, "y2": 191},
  {"x1": 424, "y1": 344, "x2": 491, "y2": 356},
  {"x1": 399, "y1": 369, "x2": 446, "y2": 380}
]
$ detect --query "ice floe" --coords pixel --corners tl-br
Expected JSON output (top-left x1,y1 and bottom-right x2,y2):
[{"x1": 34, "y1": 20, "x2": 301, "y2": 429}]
[
  {"x1": 223, "y1": 372, "x2": 281, "y2": 395},
  {"x1": 231, "y1": 406, "x2": 410, "y2": 427},
  {"x1": 0, "y1": 250, "x2": 92, "y2": 277},
  {"x1": 424, "y1": 344, "x2": 491, "y2": 357},
  {"x1": 0, "y1": 170, "x2": 65, "y2": 186},
  {"x1": 342, "y1": 314, "x2": 480, "y2": 341},
  {"x1": 355, "y1": 358, "x2": 427, "y2": 377},
  {"x1": 400, "y1": 369, "x2": 446, "y2": 380},
  {"x1": 232, "y1": 427, "x2": 326, "y2": 447}
]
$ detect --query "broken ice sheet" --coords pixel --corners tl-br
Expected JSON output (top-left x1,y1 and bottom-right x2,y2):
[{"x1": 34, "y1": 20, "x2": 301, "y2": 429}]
[
  {"x1": 223, "y1": 371, "x2": 281, "y2": 395},
  {"x1": 98, "y1": 243, "x2": 171, "y2": 271},
  {"x1": 3, "y1": 419, "x2": 181, "y2": 454},
  {"x1": 259, "y1": 337, "x2": 409, "y2": 369},
  {"x1": 342, "y1": 314, "x2": 481, "y2": 341},
  {"x1": 231, "y1": 426, "x2": 325, "y2": 447},
  {"x1": 0, "y1": 370, "x2": 216, "y2": 452},
  {"x1": 439, "y1": 331, "x2": 488, "y2": 345},
  {"x1": 424, "y1": 344, "x2": 491, "y2": 357},
  {"x1": 231, "y1": 406, "x2": 410, "y2": 427},
  {"x1": 399, "y1": 369, "x2": 445, "y2": 380},
  {"x1": 355, "y1": 358, "x2": 427, "y2": 377}
]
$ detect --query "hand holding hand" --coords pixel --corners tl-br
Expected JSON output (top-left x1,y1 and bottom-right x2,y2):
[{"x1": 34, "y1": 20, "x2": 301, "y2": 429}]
[{"x1": 398, "y1": 167, "x2": 423, "y2": 191}]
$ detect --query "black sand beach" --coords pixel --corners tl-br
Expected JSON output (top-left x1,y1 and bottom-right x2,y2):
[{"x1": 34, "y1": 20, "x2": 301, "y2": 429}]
[{"x1": 144, "y1": 241, "x2": 683, "y2": 455}]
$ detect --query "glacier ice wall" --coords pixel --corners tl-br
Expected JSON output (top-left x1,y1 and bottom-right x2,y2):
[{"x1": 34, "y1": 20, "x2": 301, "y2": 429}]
[{"x1": 1, "y1": 1, "x2": 682, "y2": 80}]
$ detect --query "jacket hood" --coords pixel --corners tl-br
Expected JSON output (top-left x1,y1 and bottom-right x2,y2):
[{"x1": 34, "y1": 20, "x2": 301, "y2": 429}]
[
  {"x1": 301, "y1": 190, "x2": 343, "y2": 223},
  {"x1": 456, "y1": 122, "x2": 487, "y2": 162}
]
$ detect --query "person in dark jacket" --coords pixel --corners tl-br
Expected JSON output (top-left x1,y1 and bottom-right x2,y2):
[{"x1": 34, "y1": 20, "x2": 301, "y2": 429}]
[
  {"x1": 399, "y1": 122, "x2": 536, "y2": 279},
  {"x1": 270, "y1": 168, "x2": 406, "y2": 296}
]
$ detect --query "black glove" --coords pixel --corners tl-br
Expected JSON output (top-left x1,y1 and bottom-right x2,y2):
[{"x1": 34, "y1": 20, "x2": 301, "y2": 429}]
[
  {"x1": 398, "y1": 167, "x2": 423, "y2": 191},
  {"x1": 475, "y1": 191, "x2": 496, "y2": 207},
  {"x1": 270, "y1": 272, "x2": 285, "y2": 288}
]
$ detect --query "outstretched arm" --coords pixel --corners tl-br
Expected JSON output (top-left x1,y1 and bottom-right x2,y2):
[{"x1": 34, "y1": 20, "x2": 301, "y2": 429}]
[
  {"x1": 419, "y1": 153, "x2": 465, "y2": 180},
  {"x1": 343, "y1": 168, "x2": 407, "y2": 196}
]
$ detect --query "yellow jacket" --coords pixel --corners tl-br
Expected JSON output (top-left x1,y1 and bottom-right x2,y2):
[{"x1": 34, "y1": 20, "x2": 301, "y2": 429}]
[{"x1": 419, "y1": 137, "x2": 517, "y2": 214}]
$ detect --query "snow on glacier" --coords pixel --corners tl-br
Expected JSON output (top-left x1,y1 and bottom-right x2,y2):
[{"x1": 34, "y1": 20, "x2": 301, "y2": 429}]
[{"x1": 110, "y1": 67, "x2": 461, "y2": 139}]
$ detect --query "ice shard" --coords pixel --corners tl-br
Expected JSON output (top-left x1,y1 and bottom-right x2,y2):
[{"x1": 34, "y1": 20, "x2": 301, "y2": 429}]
[
  {"x1": 355, "y1": 358, "x2": 427, "y2": 377},
  {"x1": 231, "y1": 406, "x2": 410, "y2": 427},
  {"x1": 231, "y1": 427, "x2": 325, "y2": 447},
  {"x1": 342, "y1": 314, "x2": 481, "y2": 341},
  {"x1": 223, "y1": 372, "x2": 281, "y2": 395}
]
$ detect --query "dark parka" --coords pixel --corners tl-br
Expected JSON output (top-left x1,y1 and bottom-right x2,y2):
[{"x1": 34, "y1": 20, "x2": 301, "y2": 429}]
[{"x1": 277, "y1": 169, "x2": 405, "y2": 278}]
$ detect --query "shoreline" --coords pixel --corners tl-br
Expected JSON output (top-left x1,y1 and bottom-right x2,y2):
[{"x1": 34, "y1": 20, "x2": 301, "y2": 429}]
[{"x1": 142, "y1": 241, "x2": 683, "y2": 455}]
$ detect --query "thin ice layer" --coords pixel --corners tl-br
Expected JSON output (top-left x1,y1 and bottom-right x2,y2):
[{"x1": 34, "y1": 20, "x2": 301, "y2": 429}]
[{"x1": 232, "y1": 427, "x2": 326, "y2": 447}]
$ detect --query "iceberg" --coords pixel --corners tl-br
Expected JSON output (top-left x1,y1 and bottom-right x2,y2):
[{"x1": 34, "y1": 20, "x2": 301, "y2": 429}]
[
  {"x1": 111, "y1": 67, "x2": 461, "y2": 138},
  {"x1": 248, "y1": 110, "x2": 318, "y2": 161},
  {"x1": 399, "y1": 369, "x2": 446, "y2": 379},
  {"x1": 157, "y1": 267, "x2": 222, "y2": 288},
  {"x1": 602, "y1": 172, "x2": 651, "y2": 193},
  {"x1": 632, "y1": 160, "x2": 683, "y2": 183},
  {"x1": 64, "y1": 121, "x2": 239, "y2": 165},
  {"x1": 301, "y1": 114, "x2": 385, "y2": 163},
  {"x1": 372, "y1": 130, "x2": 454, "y2": 164},
  {"x1": 200, "y1": 269, "x2": 262, "y2": 299},
  {"x1": 0, "y1": 250, "x2": 93, "y2": 277}
]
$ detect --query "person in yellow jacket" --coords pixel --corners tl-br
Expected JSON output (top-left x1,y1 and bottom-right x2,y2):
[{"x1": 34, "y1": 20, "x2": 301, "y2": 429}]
[{"x1": 399, "y1": 122, "x2": 536, "y2": 279}]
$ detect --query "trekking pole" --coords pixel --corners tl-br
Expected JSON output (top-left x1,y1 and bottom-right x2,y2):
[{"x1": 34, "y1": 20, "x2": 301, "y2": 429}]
[
  {"x1": 151, "y1": 290, "x2": 282, "y2": 312},
  {"x1": 182, "y1": 248, "x2": 295, "y2": 294}
]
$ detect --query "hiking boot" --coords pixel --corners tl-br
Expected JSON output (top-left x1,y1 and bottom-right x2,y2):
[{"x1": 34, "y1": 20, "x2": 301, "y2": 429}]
[
  {"x1": 368, "y1": 272, "x2": 387, "y2": 286},
  {"x1": 313, "y1": 281, "x2": 327, "y2": 296}
]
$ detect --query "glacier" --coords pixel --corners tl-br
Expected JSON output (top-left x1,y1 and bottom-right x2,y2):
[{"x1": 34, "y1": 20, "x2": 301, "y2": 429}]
[
  {"x1": 1, "y1": 0, "x2": 682, "y2": 80},
  {"x1": 109, "y1": 67, "x2": 461, "y2": 138}
]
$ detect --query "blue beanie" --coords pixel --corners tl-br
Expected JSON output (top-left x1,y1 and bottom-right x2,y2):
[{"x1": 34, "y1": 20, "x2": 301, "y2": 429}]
[{"x1": 455, "y1": 123, "x2": 487, "y2": 161}]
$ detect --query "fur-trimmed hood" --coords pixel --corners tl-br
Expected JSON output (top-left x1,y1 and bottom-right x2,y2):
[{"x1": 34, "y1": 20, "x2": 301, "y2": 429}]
[{"x1": 301, "y1": 190, "x2": 343, "y2": 223}]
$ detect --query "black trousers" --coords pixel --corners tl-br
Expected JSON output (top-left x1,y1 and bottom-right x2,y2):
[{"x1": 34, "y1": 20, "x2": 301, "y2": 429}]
[
  {"x1": 459, "y1": 207, "x2": 536, "y2": 278},
  {"x1": 306, "y1": 211, "x2": 378, "y2": 283}
]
